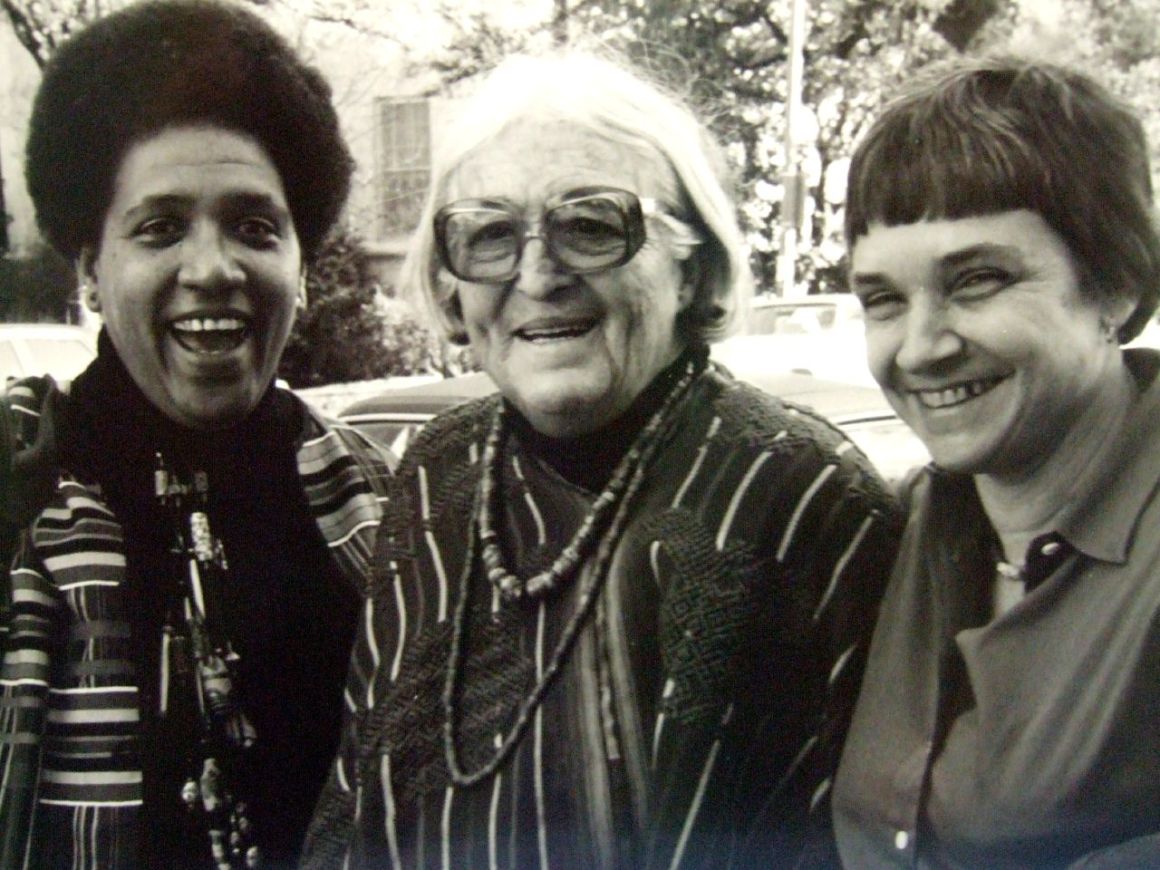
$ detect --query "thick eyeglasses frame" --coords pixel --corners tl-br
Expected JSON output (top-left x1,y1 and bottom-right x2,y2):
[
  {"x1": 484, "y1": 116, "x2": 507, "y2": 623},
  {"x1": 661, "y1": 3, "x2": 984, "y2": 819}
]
[{"x1": 434, "y1": 186, "x2": 660, "y2": 284}]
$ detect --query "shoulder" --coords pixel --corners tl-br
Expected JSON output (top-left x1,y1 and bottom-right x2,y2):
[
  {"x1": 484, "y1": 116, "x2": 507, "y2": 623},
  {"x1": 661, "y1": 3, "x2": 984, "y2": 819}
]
[
  {"x1": 699, "y1": 366, "x2": 895, "y2": 511},
  {"x1": 398, "y1": 394, "x2": 498, "y2": 476},
  {"x1": 4, "y1": 375, "x2": 67, "y2": 449},
  {"x1": 709, "y1": 371, "x2": 844, "y2": 443},
  {"x1": 296, "y1": 395, "x2": 396, "y2": 494}
]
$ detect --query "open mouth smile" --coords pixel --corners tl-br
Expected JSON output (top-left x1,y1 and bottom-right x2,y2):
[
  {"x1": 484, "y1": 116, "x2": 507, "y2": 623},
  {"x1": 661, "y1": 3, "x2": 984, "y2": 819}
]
[
  {"x1": 513, "y1": 317, "x2": 598, "y2": 343},
  {"x1": 911, "y1": 376, "x2": 1005, "y2": 409},
  {"x1": 170, "y1": 316, "x2": 251, "y2": 354}
]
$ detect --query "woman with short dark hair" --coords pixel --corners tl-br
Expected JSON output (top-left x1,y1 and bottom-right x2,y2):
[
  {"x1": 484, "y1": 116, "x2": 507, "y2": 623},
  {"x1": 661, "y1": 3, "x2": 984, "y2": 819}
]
[
  {"x1": 834, "y1": 57, "x2": 1160, "y2": 866},
  {"x1": 1, "y1": 2, "x2": 392, "y2": 866}
]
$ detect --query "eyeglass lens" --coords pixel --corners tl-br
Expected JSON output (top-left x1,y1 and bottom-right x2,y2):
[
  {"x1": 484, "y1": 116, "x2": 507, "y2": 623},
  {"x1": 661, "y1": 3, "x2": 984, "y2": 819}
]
[{"x1": 439, "y1": 192, "x2": 638, "y2": 282}]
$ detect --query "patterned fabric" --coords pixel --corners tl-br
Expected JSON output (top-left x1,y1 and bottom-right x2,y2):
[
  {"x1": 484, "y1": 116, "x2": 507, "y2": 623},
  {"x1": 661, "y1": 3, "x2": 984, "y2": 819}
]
[
  {"x1": 306, "y1": 364, "x2": 902, "y2": 869},
  {"x1": 0, "y1": 377, "x2": 393, "y2": 869}
]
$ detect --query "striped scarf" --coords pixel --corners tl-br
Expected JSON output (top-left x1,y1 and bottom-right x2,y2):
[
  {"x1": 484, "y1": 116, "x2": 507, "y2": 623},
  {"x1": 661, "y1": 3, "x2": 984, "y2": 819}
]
[{"x1": 0, "y1": 365, "x2": 393, "y2": 868}]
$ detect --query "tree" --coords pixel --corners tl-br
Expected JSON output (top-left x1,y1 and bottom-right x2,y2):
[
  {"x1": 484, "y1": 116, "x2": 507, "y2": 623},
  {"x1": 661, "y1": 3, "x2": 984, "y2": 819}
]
[
  {"x1": 0, "y1": 241, "x2": 76, "y2": 322},
  {"x1": 1003, "y1": 0, "x2": 1160, "y2": 194},
  {"x1": 1, "y1": 0, "x2": 445, "y2": 382},
  {"x1": 278, "y1": 226, "x2": 444, "y2": 387},
  {"x1": 423, "y1": 0, "x2": 1013, "y2": 295},
  {"x1": 0, "y1": 0, "x2": 122, "y2": 67}
]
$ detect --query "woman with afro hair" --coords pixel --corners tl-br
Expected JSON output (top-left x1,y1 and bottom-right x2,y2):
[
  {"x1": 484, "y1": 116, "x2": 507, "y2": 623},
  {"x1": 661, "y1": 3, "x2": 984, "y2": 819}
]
[{"x1": 1, "y1": 1, "x2": 393, "y2": 866}]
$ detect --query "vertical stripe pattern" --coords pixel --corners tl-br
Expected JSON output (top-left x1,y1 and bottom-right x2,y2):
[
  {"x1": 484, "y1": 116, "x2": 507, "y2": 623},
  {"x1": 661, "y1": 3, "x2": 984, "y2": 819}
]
[{"x1": 305, "y1": 367, "x2": 901, "y2": 870}]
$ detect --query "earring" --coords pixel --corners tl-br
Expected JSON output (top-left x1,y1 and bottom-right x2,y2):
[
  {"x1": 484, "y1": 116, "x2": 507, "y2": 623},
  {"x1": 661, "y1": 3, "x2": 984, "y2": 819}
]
[{"x1": 297, "y1": 275, "x2": 308, "y2": 311}]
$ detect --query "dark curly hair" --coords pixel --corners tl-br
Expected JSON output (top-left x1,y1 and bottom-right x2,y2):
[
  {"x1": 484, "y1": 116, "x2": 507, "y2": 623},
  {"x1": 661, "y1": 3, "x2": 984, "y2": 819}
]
[
  {"x1": 25, "y1": 0, "x2": 353, "y2": 264},
  {"x1": 845, "y1": 55, "x2": 1160, "y2": 342}
]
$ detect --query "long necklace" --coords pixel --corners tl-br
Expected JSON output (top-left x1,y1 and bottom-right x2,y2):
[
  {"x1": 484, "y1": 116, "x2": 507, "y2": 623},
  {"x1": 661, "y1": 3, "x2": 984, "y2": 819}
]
[
  {"x1": 155, "y1": 452, "x2": 260, "y2": 869},
  {"x1": 444, "y1": 358, "x2": 701, "y2": 787}
]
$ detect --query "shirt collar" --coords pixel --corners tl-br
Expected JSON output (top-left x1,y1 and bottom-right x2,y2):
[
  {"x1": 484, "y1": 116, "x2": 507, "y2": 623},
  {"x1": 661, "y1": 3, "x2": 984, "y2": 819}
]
[{"x1": 1055, "y1": 349, "x2": 1160, "y2": 564}]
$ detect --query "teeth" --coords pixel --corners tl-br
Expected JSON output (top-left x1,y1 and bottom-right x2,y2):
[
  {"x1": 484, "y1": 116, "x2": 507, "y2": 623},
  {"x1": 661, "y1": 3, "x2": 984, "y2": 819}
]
[
  {"x1": 916, "y1": 378, "x2": 1001, "y2": 409},
  {"x1": 170, "y1": 316, "x2": 249, "y2": 355},
  {"x1": 173, "y1": 317, "x2": 246, "y2": 333},
  {"x1": 518, "y1": 324, "x2": 592, "y2": 341}
]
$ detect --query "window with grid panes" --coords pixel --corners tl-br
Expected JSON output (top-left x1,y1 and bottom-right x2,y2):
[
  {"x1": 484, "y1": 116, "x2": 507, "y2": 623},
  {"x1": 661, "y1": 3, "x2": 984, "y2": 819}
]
[{"x1": 377, "y1": 97, "x2": 431, "y2": 235}]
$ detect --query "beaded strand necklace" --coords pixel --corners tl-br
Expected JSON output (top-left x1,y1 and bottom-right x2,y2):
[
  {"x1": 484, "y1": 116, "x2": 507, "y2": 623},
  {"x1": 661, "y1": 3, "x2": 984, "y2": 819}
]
[{"x1": 443, "y1": 357, "x2": 701, "y2": 787}]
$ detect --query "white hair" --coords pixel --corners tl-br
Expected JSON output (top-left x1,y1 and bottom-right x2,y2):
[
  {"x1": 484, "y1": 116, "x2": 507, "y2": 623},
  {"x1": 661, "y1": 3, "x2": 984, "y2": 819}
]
[{"x1": 401, "y1": 50, "x2": 753, "y2": 345}]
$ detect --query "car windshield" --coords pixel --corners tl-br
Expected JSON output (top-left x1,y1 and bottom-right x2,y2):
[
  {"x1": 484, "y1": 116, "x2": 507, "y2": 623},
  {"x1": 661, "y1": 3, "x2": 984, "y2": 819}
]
[
  {"x1": 1, "y1": 332, "x2": 98, "y2": 385},
  {"x1": 25, "y1": 339, "x2": 96, "y2": 380},
  {"x1": 750, "y1": 303, "x2": 861, "y2": 336},
  {"x1": 841, "y1": 417, "x2": 930, "y2": 484}
]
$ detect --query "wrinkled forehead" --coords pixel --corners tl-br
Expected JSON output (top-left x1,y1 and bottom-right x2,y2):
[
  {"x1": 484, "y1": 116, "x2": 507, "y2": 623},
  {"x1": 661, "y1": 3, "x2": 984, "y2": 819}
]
[{"x1": 443, "y1": 119, "x2": 680, "y2": 210}]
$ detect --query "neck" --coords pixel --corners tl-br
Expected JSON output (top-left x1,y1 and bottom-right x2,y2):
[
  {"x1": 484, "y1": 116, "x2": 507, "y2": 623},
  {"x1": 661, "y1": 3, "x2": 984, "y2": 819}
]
[
  {"x1": 509, "y1": 344, "x2": 704, "y2": 492},
  {"x1": 976, "y1": 362, "x2": 1135, "y2": 559}
]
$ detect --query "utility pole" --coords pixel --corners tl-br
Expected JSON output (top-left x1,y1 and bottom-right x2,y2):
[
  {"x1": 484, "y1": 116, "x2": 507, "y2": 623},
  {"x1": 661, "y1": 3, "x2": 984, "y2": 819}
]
[
  {"x1": 778, "y1": 0, "x2": 808, "y2": 298},
  {"x1": 0, "y1": 154, "x2": 9, "y2": 254}
]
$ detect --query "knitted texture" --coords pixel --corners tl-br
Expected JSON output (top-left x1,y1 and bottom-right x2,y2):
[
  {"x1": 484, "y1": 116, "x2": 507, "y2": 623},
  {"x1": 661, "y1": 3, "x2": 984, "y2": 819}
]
[{"x1": 307, "y1": 362, "x2": 902, "y2": 869}]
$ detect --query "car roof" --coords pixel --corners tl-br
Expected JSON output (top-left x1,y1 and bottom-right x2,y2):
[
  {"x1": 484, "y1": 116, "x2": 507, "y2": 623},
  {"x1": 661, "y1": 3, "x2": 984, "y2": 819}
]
[
  {"x1": 339, "y1": 366, "x2": 893, "y2": 424},
  {"x1": 731, "y1": 368, "x2": 891, "y2": 422},
  {"x1": 0, "y1": 323, "x2": 96, "y2": 337},
  {"x1": 750, "y1": 292, "x2": 860, "y2": 308},
  {"x1": 339, "y1": 371, "x2": 496, "y2": 417},
  {"x1": 0, "y1": 324, "x2": 98, "y2": 383}
]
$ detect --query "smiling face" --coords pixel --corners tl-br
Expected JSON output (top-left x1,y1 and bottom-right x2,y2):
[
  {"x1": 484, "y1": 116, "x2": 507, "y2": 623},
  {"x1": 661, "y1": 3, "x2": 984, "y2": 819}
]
[
  {"x1": 83, "y1": 125, "x2": 302, "y2": 430},
  {"x1": 850, "y1": 210, "x2": 1132, "y2": 479},
  {"x1": 443, "y1": 120, "x2": 692, "y2": 438}
]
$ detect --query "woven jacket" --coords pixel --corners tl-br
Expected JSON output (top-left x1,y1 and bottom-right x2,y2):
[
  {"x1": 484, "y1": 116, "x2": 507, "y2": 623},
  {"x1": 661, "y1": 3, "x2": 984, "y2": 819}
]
[
  {"x1": 0, "y1": 377, "x2": 394, "y2": 869},
  {"x1": 306, "y1": 364, "x2": 902, "y2": 869}
]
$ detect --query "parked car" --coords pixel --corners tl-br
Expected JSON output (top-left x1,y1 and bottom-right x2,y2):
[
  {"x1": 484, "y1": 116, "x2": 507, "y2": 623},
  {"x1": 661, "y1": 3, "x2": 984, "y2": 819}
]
[
  {"x1": 711, "y1": 292, "x2": 875, "y2": 386},
  {"x1": 0, "y1": 324, "x2": 97, "y2": 386},
  {"x1": 338, "y1": 366, "x2": 929, "y2": 485}
]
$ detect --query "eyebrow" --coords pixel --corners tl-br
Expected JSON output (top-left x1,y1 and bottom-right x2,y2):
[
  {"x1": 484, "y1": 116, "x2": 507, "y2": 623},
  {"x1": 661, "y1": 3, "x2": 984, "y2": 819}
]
[
  {"x1": 122, "y1": 194, "x2": 191, "y2": 221},
  {"x1": 122, "y1": 191, "x2": 289, "y2": 222},
  {"x1": 940, "y1": 242, "x2": 1020, "y2": 268},
  {"x1": 850, "y1": 241, "x2": 1022, "y2": 288},
  {"x1": 850, "y1": 271, "x2": 888, "y2": 289}
]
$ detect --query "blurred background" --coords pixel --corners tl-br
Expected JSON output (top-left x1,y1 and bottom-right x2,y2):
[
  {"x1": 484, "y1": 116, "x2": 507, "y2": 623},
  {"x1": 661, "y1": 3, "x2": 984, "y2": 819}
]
[{"x1": 2, "y1": 0, "x2": 1158, "y2": 396}]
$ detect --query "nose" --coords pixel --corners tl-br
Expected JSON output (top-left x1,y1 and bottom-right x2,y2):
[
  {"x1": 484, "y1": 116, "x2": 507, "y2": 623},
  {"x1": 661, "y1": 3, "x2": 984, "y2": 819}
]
[
  {"x1": 511, "y1": 236, "x2": 568, "y2": 300},
  {"x1": 177, "y1": 222, "x2": 245, "y2": 290},
  {"x1": 894, "y1": 295, "x2": 963, "y2": 372}
]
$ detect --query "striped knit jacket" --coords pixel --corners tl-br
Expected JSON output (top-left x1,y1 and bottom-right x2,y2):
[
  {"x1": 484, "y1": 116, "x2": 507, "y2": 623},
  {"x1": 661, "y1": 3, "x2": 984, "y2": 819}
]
[
  {"x1": 0, "y1": 378, "x2": 394, "y2": 869},
  {"x1": 305, "y1": 365, "x2": 903, "y2": 869}
]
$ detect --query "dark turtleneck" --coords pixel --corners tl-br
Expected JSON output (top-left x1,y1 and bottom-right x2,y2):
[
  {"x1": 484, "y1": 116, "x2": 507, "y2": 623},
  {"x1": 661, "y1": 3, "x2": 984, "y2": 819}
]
[
  {"x1": 507, "y1": 344, "x2": 709, "y2": 493},
  {"x1": 60, "y1": 332, "x2": 359, "y2": 867}
]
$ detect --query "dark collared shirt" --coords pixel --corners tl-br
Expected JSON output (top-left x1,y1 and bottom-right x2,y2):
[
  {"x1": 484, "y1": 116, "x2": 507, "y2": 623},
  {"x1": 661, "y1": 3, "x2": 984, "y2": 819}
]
[{"x1": 833, "y1": 350, "x2": 1160, "y2": 868}]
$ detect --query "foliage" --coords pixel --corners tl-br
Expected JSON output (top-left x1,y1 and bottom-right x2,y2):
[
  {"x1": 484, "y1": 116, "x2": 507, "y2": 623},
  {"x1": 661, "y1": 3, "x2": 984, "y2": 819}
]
[
  {"x1": 278, "y1": 226, "x2": 444, "y2": 387},
  {"x1": 0, "y1": 241, "x2": 76, "y2": 322},
  {"x1": 0, "y1": 0, "x2": 118, "y2": 67},
  {"x1": 1004, "y1": 0, "x2": 1160, "y2": 195},
  {"x1": 421, "y1": 0, "x2": 1014, "y2": 296},
  {"x1": 7, "y1": 0, "x2": 1160, "y2": 366}
]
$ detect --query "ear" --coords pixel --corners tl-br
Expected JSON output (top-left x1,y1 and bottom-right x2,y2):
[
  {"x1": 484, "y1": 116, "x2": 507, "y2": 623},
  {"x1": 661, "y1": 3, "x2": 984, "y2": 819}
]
[
  {"x1": 1106, "y1": 291, "x2": 1139, "y2": 340},
  {"x1": 76, "y1": 248, "x2": 101, "y2": 313},
  {"x1": 676, "y1": 250, "x2": 704, "y2": 314},
  {"x1": 442, "y1": 286, "x2": 471, "y2": 344}
]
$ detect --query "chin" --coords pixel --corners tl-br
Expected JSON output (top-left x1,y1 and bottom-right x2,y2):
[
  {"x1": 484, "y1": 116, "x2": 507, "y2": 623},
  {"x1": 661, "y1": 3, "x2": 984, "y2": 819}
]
[
  {"x1": 925, "y1": 442, "x2": 1002, "y2": 477},
  {"x1": 170, "y1": 394, "x2": 260, "y2": 431},
  {"x1": 519, "y1": 396, "x2": 613, "y2": 438}
]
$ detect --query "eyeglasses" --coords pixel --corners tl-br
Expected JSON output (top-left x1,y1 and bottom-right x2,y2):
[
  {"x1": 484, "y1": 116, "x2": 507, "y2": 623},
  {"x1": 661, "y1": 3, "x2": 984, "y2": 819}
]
[{"x1": 434, "y1": 186, "x2": 662, "y2": 284}]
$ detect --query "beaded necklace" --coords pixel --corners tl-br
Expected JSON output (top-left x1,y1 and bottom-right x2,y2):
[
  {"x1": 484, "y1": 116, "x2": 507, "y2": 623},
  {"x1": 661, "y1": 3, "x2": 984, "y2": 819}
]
[
  {"x1": 155, "y1": 452, "x2": 260, "y2": 869},
  {"x1": 443, "y1": 357, "x2": 701, "y2": 787}
]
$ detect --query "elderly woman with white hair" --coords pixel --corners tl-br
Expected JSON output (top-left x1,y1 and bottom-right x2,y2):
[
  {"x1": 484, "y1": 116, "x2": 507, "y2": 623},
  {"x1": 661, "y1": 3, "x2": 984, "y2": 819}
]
[{"x1": 305, "y1": 51, "x2": 900, "y2": 868}]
